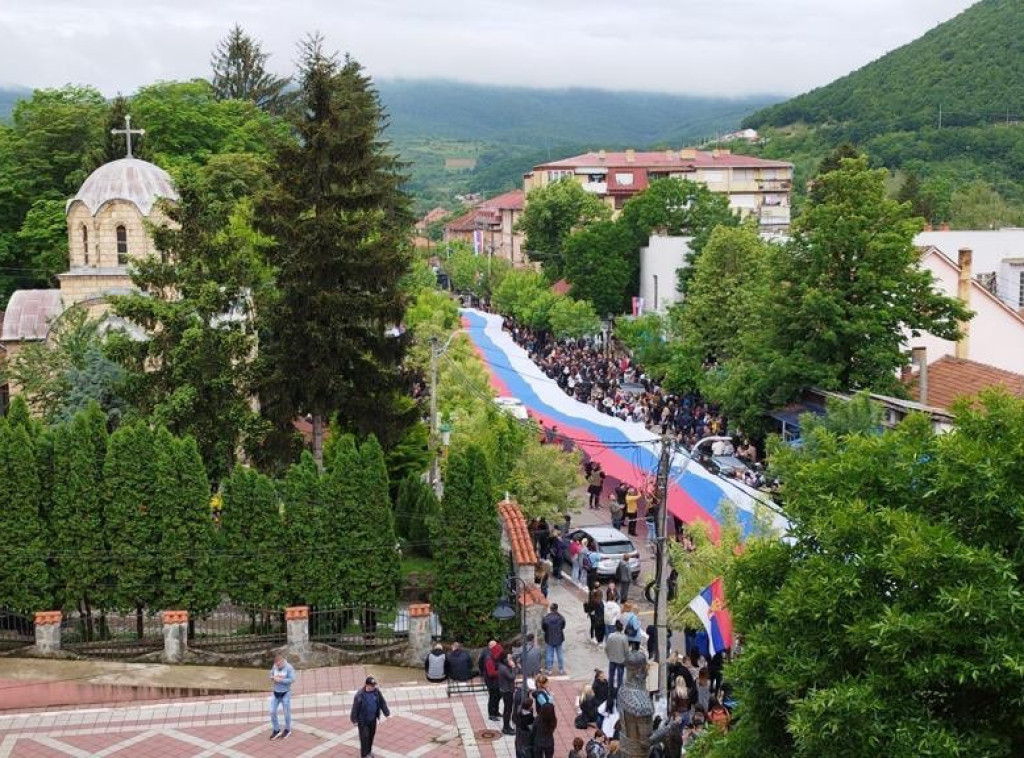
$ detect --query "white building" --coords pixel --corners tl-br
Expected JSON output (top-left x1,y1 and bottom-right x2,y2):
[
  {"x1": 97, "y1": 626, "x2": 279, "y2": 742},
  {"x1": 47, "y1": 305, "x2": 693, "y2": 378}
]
[
  {"x1": 638, "y1": 236, "x2": 692, "y2": 313},
  {"x1": 914, "y1": 229, "x2": 1024, "y2": 310}
]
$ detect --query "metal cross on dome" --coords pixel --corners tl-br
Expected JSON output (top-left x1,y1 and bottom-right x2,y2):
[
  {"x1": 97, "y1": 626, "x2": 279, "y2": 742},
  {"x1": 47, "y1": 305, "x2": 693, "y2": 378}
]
[{"x1": 111, "y1": 114, "x2": 145, "y2": 158}]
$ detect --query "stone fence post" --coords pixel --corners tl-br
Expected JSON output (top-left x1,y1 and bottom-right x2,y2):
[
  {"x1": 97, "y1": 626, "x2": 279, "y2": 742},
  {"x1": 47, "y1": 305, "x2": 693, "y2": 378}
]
[
  {"x1": 286, "y1": 606, "x2": 310, "y2": 655},
  {"x1": 404, "y1": 603, "x2": 432, "y2": 667},
  {"x1": 162, "y1": 610, "x2": 189, "y2": 663},
  {"x1": 34, "y1": 611, "x2": 62, "y2": 655}
]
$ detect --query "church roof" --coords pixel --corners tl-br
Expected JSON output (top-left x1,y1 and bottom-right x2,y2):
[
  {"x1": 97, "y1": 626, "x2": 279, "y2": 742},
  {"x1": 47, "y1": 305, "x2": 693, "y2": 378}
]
[
  {"x1": 1, "y1": 289, "x2": 63, "y2": 342},
  {"x1": 68, "y1": 158, "x2": 178, "y2": 217}
]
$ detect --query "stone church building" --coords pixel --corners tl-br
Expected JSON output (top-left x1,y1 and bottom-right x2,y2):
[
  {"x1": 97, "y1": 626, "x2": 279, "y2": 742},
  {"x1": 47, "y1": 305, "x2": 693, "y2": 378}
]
[{"x1": 0, "y1": 152, "x2": 178, "y2": 373}]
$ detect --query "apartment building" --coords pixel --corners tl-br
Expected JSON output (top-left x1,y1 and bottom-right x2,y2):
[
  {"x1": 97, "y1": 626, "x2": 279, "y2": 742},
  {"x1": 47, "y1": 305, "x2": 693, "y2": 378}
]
[
  {"x1": 443, "y1": 189, "x2": 526, "y2": 266},
  {"x1": 524, "y1": 148, "x2": 794, "y2": 232}
]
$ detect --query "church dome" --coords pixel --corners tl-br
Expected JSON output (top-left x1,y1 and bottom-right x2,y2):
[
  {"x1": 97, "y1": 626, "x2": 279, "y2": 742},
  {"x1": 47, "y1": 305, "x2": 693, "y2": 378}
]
[{"x1": 69, "y1": 157, "x2": 178, "y2": 217}]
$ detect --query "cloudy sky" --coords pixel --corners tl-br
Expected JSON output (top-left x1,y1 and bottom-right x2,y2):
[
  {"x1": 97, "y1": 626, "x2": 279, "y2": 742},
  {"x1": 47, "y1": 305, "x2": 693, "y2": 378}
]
[{"x1": 0, "y1": 0, "x2": 977, "y2": 96}]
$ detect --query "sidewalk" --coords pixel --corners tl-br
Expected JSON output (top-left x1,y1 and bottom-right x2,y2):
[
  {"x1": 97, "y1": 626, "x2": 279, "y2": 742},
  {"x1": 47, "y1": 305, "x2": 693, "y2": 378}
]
[{"x1": 0, "y1": 668, "x2": 592, "y2": 758}]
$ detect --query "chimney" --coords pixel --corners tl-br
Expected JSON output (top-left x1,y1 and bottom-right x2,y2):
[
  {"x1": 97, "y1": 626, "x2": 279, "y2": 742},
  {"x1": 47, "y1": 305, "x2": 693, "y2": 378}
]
[
  {"x1": 665, "y1": 148, "x2": 676, "y2": 161},
  {"x1": 911, "y1": 346, "x2": 928, "y2": 406},
  {"x1": 680, "y1": 148, "x2": 697, "y2": 160},
  {"x1": 625, "y1": 149, "x2": 635, "y2": 163},
  {"x1": 598, "y1": 149, "x2": 606, "y2": 161},
  {"x1": 956, "y1": 248, "x2": 972, "y2": 359}
]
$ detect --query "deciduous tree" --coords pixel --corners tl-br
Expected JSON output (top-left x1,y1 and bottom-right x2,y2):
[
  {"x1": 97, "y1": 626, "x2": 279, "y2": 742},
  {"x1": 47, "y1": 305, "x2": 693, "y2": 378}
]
[{"x1": 517, "y1": 178, "x2": 610, "y2": 279}]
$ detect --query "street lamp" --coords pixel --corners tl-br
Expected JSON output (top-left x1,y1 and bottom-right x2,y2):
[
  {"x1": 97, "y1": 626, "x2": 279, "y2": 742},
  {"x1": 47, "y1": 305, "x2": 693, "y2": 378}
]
[
  {"x1": 655, "y1": 434, "x2": 732, "y2": 701},
  {"x1": 492, "y1": 576, "x2": 530, "y2": 698}
]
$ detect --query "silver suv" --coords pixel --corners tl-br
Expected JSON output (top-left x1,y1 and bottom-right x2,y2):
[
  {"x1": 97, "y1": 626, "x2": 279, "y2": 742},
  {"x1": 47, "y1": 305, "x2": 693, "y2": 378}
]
[{"x1": 570, "y1": 526, "x2": 641, "y2": 580}]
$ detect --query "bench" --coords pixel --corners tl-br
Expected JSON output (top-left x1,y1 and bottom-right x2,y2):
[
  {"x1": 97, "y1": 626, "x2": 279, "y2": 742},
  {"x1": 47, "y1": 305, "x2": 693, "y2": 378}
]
[{"x1": 446, "y1": 677, "x2": 489, "y2": 698}]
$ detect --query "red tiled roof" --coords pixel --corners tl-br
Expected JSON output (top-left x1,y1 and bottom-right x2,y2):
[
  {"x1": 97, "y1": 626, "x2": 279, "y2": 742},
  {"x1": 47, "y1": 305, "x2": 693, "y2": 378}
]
[
  {"x1": 481, "y1": 189, "x2": 525, "y2": 211},
  {"x1": 910, "y1": 356, "x2": 1024, "y2": 410},
  {"x1": 498, "y1": 500, "x2": 538, "y2": 567},
  {"x1": 444, "y1": 208, "x2": 478, "y2": 234},
  {"x1": 534, "y1": 149, "x2": 792, "y2": 171},
  {"x1": 550, "y1": 279, "x2": 571, "y2": 295}
]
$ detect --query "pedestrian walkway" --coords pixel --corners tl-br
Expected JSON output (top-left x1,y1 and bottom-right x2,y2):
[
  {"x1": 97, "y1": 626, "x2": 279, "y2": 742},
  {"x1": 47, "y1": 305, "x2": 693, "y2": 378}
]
[{"x1": 0, "y1": 670, "x2": 592, "y2": 758}]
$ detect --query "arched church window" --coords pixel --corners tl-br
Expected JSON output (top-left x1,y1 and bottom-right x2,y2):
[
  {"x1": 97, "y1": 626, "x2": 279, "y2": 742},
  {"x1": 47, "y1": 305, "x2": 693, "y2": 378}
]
[
  {"x1": 82, "y1": 225, "x2": 89, "y2": 265},
  {"x1": 116, "y1": 225, "x2": 128, "y2": 265}
]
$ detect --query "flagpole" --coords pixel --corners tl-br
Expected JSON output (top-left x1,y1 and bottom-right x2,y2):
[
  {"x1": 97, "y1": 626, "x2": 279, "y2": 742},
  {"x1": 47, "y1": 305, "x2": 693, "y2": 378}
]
[{"x1": 656, "y1": 434, "x2": 731, "y2": 700}]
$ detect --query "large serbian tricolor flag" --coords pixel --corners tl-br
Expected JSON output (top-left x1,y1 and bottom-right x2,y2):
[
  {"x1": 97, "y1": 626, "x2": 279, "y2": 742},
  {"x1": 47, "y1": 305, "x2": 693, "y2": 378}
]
[
  {"x1": 459, "y1": 309, "x2": 786, "y2": 540},
  {"x1": 688, "y1": 578, "x2": 734, "y2": 655}
]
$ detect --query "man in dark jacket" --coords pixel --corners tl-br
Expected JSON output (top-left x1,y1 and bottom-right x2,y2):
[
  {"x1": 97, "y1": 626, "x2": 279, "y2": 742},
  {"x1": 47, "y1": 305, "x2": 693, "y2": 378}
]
[
  {"x1": 497, "y1": 652, "x2": 518, "y2": 735},
  {"x1": 518, "y1": 633, "x2": 542, "y2": 679},
  {"x1": 542, "y1": 604, "x2": 567, "y2": 676},
  {"x1": 446, "y1": 640, "x2": 473, "y2": 681},
  {"x1": 350, "y1": 676, "x2": 390, "y2": 758}
]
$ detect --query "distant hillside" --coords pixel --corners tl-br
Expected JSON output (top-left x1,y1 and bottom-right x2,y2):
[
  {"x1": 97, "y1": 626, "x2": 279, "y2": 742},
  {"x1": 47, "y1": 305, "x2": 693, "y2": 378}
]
[
  {"x1": 379, "y1": 80, "x2": 779, "y2": 146},
  {"x1": 0, "y1": 87, "x2": 30, "y2": 120},
  {"x1": 746, "y1": 0, "x2": 1021, "y2": 134},
  {"x1": 736, "y1": 0, "x2": 1024, "y2": 227}
]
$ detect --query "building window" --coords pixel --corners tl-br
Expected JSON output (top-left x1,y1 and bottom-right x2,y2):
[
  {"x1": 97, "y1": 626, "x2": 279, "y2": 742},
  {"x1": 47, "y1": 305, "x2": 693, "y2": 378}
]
[
  {"x1": 81, "y1": 225, "x2": 89, "y2": 265},
  {"x1": 116, "y1": 225, "x2": 128, "y2": 265}
]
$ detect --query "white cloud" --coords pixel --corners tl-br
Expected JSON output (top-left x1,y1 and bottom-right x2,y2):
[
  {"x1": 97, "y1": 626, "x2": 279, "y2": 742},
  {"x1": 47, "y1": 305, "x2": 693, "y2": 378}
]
[{"x1": 0, "y1": 0, "x2": 978, "y2": 95}]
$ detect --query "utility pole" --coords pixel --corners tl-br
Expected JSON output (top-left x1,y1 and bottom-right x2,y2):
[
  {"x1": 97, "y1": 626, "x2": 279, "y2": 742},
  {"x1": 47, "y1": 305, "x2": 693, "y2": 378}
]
[
  {"x1": 656, "y1": 434, "x2": 732, "y2": 700},
  {"x1": 429, "y1": 337, "x2": 440, "y2": 497},
  {"x1": 654, "y1": 432, "x2": 673, "y2": 700}
]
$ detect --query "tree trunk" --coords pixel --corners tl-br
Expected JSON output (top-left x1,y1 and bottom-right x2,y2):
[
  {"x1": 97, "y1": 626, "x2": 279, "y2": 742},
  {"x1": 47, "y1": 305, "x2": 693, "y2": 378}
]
[{"x1": 312, "y1": 414, "x2": 324, "y2": 469}]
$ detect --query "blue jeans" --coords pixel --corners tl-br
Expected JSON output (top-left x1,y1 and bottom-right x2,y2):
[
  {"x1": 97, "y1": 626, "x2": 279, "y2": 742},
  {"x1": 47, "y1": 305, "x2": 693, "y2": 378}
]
[
  {"x1": 609, "y1": 661, "x2": 625, "y2": 690},
  {"x1": 269, "y1": 690, "x2": 291, "y2": 732},
  {"x1": 545, "y1": 643, "x2": 565, "y2": 672}
]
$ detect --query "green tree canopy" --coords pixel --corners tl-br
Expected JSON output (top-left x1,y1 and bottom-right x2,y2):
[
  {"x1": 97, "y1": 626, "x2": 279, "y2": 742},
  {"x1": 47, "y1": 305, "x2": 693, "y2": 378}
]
[
  {"x1": 547, "y1": 296, "x2": 602, "y2": 339},
  {"x1": 219, "y1": 464, "x2": 285, "y2": 608},
  {"x1": 517, "y1": 178, "x2": 610, "y2": 279},
  {"x1": 562, "y1": 220, "x2": 636, "y2": 316},
  {"x1": 0, "y1": 422, "x2": 50, "y2": 613},
  {"x1": 709, "y1": 393, "x2": 1024, "y2": 758}
]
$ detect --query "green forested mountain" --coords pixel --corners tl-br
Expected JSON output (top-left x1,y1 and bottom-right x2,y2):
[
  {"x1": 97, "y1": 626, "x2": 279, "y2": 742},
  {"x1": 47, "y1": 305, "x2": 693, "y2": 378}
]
[
  {"x1": 747, "y1": 0, "x2": 1020, "y2": 134},
  {"x1": 0, "y1": 87, "x2": 30, "y2": 120},
  {"x1": 736, "y1": 0, "x2": 1024, "y2": 227},
  {"x1": 379, "y1": 80, "x2": 775, "y2": 145}
]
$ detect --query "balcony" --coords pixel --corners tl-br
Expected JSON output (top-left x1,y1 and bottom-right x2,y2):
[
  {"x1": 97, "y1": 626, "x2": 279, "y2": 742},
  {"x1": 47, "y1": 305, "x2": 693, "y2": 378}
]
[
  {"x1": 582, "y1": 181, "x2": 608, "y2": 194},
  {"x1": 758, "y1": 180, "x2": 792, "y2": 191}
]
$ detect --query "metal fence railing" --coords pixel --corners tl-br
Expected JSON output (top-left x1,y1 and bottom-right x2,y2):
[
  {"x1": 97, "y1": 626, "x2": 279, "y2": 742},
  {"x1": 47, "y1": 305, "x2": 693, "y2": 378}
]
[
  {"x1": 189, "y1": 604, "x2": 287, "y2": 655},
  {"x1": 308, "y1": 606, "x2": 401, "y2": 649},
  {"x1": 0, "y1": 609, "x2": 34, "y2": 652},
  {"x1": 61, "y1": 610, "x2": 164, "y2": 658}
]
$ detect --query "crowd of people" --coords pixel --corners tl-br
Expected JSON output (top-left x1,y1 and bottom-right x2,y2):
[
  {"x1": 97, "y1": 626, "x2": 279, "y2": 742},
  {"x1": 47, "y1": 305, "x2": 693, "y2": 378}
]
[{"x1": 508, "y1": 320, "x2": 774, "y2": 490}]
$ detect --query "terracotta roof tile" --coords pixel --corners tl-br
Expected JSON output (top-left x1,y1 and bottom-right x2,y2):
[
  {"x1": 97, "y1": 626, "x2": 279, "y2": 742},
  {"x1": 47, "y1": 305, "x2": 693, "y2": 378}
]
[
  {"x1": 498, "y1": 500, "x2": 538, "y2": 567},
  {"x1": 910, "y1": 356, "x2": 1024, "y2": 410},
  {"x1": 534, "y1": 150, "x2": 792, "y2": 171}
]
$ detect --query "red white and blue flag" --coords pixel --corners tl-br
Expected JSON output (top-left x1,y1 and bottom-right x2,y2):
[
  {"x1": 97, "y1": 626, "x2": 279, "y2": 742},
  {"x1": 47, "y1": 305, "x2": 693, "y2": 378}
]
[{"x1": 687, "y1": 578, "x2": 734, "y2": 656}]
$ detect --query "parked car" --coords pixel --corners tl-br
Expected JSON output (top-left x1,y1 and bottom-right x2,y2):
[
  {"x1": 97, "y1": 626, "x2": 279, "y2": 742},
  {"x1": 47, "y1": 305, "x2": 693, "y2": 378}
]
[
  {"x1": 709, "y1": 454, "x2": 751, "y2": 479},
  {"x1": 569, "y1": 526, "x2": 641, "y2": 580},
  {"x1": 494, "y1": 396, "x2": 529, "y2": 421}
]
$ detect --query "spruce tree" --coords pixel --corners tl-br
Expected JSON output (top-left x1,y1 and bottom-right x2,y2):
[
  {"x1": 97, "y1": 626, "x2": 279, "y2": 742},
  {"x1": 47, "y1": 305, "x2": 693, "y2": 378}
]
[
  {"x1": 103, "y1": 423, "x2": 158, "y2": 635},
  {"x1": 395, "y1": 474, "x2": 439, "y2": 557},
  {"x1": 210, "y1": 24, "x2": 292, "y2": 112},
  {"x1": 255, "y1": 35, "x2": 414, "y2": 465},
  {"x1": 51, "y1": 405, "x2": 108, "y2": 635},
  {"x1": 281, "y1": 451, "x2": 329, "y2": 606},
  {"x1": 219, "y1": 465, "x2": 284, "y2": 608},
  {"x1": 433, "y1": 444, "x2": 505, "y2": 645},
  {"x1": 0, "y1": 424, "x2": 50, "y2": 613},
  {"x1": 158, "y1": 435, "x2": 219, "y2": 615}
]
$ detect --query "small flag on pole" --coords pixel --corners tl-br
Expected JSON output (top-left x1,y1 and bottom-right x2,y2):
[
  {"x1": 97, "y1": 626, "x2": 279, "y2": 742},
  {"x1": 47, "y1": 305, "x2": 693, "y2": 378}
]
[{"x1": 687, "y1": 578, "x2": 734, "y2": 656}]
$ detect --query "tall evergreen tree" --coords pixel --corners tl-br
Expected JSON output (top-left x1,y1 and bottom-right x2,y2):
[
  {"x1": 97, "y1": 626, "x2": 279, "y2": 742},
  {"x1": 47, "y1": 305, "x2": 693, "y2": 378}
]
[
  {"x1": 51, "y1": 404, "x2": 108, "y2": 634},
  {"x1": 433, "y1": 444, "x2": 505, "y2": 645},
  {"x1": 219, "y1": 465, "x2": 284, "y2": 608},
  {"x1": 0, "y1": 423, "x2": 50, "y2": 613},
  {"x1": 349, "y1": 436, "x2": 400, "y2": 609},
  {"x1": 108, "y1": 168, "x2": 268, "y2": 482},
  {"x1": 321, "y1": 434, "x2": 363, "y2": 605},
  {"x1": 210, "y1": 24, "x2": 292, "y2": 113},
  {"x1": 158, "y1": 434, "x2": 219, "y2": 615},
  {"x1": 255, "y1": 35, "x2": 415, "y2": 466},
  {"x1": 281, "y1": 451, "x2": 330, "y2": 606},
  {"x1": 103, "y1": 423, "x2": 158, "y2": 636}
]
